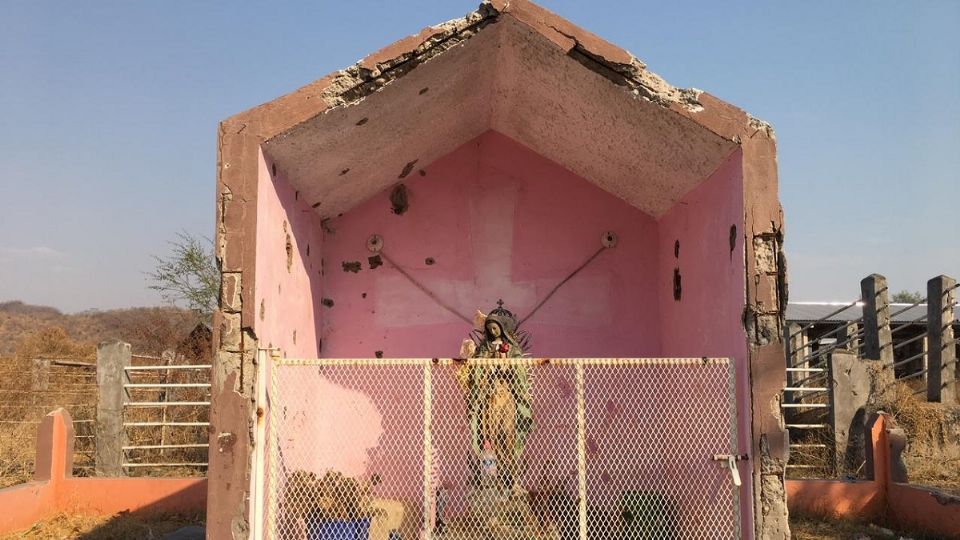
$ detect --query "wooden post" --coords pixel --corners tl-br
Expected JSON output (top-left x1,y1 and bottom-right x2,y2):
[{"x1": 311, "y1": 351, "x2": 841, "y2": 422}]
[
  {"x1": 31, "y1": 358, "x2": 50, "y2": 407},
  {"x1": 96, "y1": 341, "x2": 130, "y2": 476},
  {"x1": 861, "y1": 274, "x2": 894, "y2": 384},
  {"x1": 927, "y1": 275, "x2": 957, "y2": 404}
]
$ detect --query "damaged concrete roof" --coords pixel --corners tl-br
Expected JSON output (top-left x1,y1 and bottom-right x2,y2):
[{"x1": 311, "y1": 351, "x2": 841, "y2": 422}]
[{"x1": 228, "y1": 0, "x2": 773, "y2": 219}]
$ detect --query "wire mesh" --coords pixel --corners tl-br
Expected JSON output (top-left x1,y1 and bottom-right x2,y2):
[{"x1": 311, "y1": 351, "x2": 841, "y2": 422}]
[{"x1": 265, "y1": 358, "x2": 740, "y2": 540}]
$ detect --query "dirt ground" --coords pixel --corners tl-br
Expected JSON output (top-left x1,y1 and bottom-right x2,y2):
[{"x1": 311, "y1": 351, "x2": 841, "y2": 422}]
[
  {"x1": 0, "y1": 513, "x2": 202, "y2": 540},
  {"x1": 2, "y1": 513, "x2": 947, "y2": 540},
  {"x1": 791, "y1": 516, "x2": 942, "y2": 540}
]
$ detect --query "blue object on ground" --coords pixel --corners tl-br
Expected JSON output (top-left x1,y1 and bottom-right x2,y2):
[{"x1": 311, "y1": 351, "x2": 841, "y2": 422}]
[{"x1": 306, "y1": 516, "x2": 371, "y2": 540}]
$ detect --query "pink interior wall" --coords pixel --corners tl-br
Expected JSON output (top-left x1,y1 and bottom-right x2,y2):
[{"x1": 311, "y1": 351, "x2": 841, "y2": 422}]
[
  {"x1": 262, "y1": 132, "x2": 754, "y2": 530},
  {"x1": 273, "y1": 130, "x2": 663, "y2": 510},
  {"x1": 321, "y1": 130, "x2": 661, "y2": 358},
  {"x1": 656, "y1": 149, "x2": 752, "y2": 534},
  {"x1": 253, "y1": 149, "x2": 325, "y2": 357}
]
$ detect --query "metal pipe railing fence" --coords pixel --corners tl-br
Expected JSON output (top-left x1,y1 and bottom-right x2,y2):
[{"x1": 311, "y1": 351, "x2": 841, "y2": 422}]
[{"x1": 119, "y1": 352, "x2": 210, "y2": 475}]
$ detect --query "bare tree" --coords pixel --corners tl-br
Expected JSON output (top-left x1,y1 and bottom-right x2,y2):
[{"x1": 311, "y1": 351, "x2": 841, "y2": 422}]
[{"x1": 148, "y1": 232, "x2": 219, "y2": 321}]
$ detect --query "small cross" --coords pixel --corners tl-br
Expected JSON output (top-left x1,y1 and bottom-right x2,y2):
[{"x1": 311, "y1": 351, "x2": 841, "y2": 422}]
[{"x1": 496, "y1": 299, "x2": 504, "y2": 309}]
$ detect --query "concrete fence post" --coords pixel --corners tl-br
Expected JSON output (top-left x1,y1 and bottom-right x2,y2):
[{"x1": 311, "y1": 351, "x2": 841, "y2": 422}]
[
  {"x1": 861, "y1": 274, "x2": 894, "y2": 384},
  {"x1": 927, "y1": 275, "x2": 957, "y2": 404},
  {"x1": 838, "y1": 322, "x2": 860, "y2": 353},
  {"x1": 96, "y1": 341, "x2": 131, "y2": 476},
  {"x1": 828, "y1": 350, "x2": 870, "y2": 474}
]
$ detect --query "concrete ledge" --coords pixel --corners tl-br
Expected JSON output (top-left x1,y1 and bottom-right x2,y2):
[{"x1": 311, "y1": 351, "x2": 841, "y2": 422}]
[
  {"x1": 889, "y1": 482, "x2": 960, "y2": 537},
  {"x1": 0, "y1": 409, "x2": 207, "y2": 535}
]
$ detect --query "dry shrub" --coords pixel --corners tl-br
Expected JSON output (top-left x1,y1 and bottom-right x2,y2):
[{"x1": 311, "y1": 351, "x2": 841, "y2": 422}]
[
  {"x1": 873, "y1": 380, "x2": 960, "y2": 494},
  {"x1": 873, "y1": 381, "x2": 945, "y2": 443},
  {"x1": 0, "y1": 422, "x2": 36, "y2": 488},
  {"x1": 14, "y1": 327, "x2": 94, "y2": 361}
]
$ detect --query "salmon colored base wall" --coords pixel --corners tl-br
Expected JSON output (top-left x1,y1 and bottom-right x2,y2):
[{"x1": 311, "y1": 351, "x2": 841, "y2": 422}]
[
  {"x1": 785, "y1": 414, "x2": 960, "y2": 540},
  {"x1": 0, "y1": 410, "x2": 207, "y2": 536}
]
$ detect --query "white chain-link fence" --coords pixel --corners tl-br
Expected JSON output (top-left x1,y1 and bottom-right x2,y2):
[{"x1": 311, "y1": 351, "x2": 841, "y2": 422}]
[{"x1": 264, "y1": 357, "x2": 740, "y2": 539}]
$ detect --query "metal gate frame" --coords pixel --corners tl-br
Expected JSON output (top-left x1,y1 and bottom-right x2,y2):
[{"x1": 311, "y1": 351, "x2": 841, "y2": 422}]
[{"x1": 259, "y1": 356, "x2": 742, "y2": 539}]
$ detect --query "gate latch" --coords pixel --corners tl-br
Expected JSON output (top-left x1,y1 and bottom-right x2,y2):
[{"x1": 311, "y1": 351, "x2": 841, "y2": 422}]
[{"x1": 713, "y1": 454, "x2": 742, "y2": 487}]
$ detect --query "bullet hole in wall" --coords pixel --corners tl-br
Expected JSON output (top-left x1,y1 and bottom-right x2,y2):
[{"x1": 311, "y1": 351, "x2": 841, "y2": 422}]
[
  {"x1": 375, "y1": 351, "x2": 384, "y2": 359},
  {"x1": 398, "y1": 160, "x2": 418, "y2": 179},
  {"x1": 339, "y1": 168, "x2": 350, "y2": 176},
  {"x1": 729, "y1": 224, "x2": 737, "y2": 256},
  {"x1": 321, "y1": 298, "x2": 335, "y2": 308},
  {"x1": 390, "y1": 184, "x2": 409, "y2": 215},
  {"x1": 368, "y1": 255, "x2": 383, "y2": 270},
  {"x1": 312, "y1": 202, "x2": 322, "y2": 208},
  {"x1": 419, "y1": 87, "x2": 429, "y2": 95},
  {"x1": 425, "y1": 257, "x2": 435, "y2": 266},
  {"x1": 674, "y1": 240, "x2": 680, "y2": 259},
  {"x1": 306, "y1": 244, "x2": 310, "y2": 257},
  {"x1": 418, "y1": 169, "x2": 426, "y2": 177},
  {"x1": 286, "y1": 233, "x2": 293, "y2": 272},
  {"x1": 362, "y1": 292, "x2": 367, "y2": 299},
  {"x1": 342, "y1": 261, "x2": 362, "y2": 273},
  {"x1": 673, "y1": 268, "x2": 682, "y2": 301}
]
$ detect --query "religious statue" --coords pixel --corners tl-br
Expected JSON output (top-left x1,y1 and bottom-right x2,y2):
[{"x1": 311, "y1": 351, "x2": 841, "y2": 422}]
[{"x1": 458, "y1": 301, "x2": 532, "y2": 494}]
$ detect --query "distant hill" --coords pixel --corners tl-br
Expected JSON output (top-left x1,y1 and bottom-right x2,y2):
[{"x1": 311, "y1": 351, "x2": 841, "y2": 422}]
[{"x1": 0, "y1": 301, "x2": 200, "y2": 357}]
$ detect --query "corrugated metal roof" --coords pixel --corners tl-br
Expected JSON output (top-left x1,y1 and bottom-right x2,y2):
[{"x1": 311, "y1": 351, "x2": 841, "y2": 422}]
[{"x1": 786, "y1": 302, "x2": 960, "y2": 324}]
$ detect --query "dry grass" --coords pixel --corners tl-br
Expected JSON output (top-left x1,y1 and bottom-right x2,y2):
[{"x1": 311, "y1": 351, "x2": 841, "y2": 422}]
[
  {"x1": 0, "y1": 422, "x2": 36, "y2": 488},
  {"x1": 0, "y1": 512, "x2": 202, "y2": 540},
  {"x1": 873, "y1": 380, "x2": 960, "y2": 495},
  {"x1": 790, "y1": 514, "x2": 939, "y2": 540},
  {"x1": 0, "y1": 347, "x2": 98, "y2": 485}
]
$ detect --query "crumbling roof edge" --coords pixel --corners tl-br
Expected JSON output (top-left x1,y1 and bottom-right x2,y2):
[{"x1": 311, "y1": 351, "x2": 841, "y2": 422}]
[{"x1": 220, "y1": 0, "x2": 775, "y2": 148}]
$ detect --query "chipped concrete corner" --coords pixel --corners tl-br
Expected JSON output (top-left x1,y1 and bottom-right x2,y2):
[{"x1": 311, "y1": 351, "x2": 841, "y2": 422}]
[{"x1": 744, "y1": 178, "x2": 790, "y2": 537}]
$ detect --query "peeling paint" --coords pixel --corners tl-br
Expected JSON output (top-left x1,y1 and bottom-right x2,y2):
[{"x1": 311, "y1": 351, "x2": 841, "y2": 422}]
[{"x1": 342, "y1": 261, "x2": 362, "y2": 273}]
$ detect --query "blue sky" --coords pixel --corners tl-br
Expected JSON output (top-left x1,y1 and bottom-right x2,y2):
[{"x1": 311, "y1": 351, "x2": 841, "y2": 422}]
[{"x1": 1, "y1": 1, "x2": 957, "y2": 312}]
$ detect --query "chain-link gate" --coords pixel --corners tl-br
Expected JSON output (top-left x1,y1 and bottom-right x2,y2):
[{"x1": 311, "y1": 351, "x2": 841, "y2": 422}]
[{"x1": 264, "y1": 357, "x2": 740, "y2": 539}]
